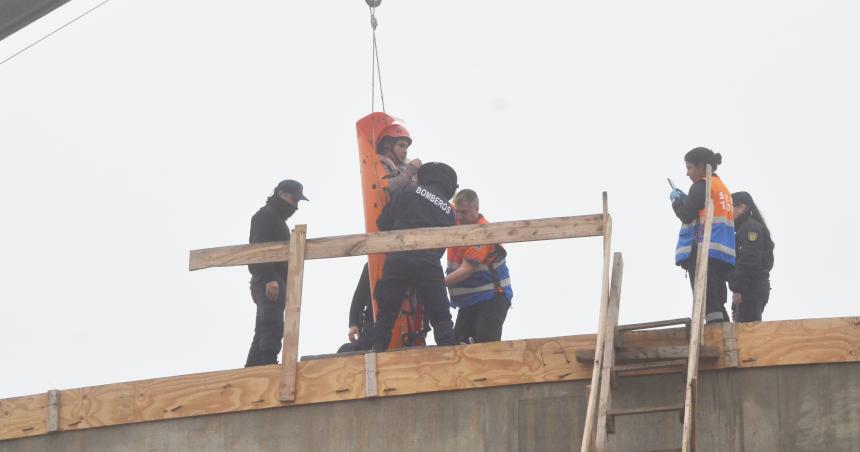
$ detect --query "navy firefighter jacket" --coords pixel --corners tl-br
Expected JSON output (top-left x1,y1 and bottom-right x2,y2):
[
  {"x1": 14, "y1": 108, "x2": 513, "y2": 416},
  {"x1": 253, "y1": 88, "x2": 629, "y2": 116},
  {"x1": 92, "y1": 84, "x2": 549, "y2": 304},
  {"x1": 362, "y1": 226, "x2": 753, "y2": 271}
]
[{"x1": 376, "y1": 183, "x2": 455, "y2": 260}]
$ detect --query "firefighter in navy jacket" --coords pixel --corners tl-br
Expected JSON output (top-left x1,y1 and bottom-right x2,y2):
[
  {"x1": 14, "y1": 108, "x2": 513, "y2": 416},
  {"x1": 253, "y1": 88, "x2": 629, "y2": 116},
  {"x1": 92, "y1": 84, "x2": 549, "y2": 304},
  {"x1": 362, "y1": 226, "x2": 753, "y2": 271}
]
[{"x1": 368, "y1": 162, "x2": 459, "y2": 351}]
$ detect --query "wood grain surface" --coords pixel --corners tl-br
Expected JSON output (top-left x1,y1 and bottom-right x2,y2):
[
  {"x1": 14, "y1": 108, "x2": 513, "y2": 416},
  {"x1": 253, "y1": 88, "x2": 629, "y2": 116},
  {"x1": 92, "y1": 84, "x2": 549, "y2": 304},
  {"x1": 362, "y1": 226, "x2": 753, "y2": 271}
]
[
  {"x1": 2, "y1": 317, "x2": 858, "y2": 442},
  {"x1": 188, "y1": 214, "x2": 604, "y2": 271}
]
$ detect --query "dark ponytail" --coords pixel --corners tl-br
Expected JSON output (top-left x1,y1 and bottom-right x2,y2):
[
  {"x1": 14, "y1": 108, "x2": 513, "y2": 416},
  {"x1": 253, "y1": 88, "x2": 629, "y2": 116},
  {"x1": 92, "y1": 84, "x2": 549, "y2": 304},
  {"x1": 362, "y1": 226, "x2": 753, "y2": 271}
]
[{"x1": 685, "y1": 147, "x2": 722, "y2": 172}]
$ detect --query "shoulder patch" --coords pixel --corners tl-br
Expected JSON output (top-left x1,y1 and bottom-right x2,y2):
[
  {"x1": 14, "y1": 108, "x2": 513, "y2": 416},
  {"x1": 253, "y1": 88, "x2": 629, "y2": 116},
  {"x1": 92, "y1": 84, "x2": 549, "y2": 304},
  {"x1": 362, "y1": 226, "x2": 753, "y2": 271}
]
[{"x1": 747, "y1": 231, "x2": 758, "y2": 242}]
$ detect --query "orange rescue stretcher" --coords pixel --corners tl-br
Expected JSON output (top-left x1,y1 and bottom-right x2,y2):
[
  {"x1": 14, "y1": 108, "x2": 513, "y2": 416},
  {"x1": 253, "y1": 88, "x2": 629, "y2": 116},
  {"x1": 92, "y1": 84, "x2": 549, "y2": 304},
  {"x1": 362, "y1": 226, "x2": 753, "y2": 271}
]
[{"x1": 355, "y1": 112, "x2": 427, "y2": 349}]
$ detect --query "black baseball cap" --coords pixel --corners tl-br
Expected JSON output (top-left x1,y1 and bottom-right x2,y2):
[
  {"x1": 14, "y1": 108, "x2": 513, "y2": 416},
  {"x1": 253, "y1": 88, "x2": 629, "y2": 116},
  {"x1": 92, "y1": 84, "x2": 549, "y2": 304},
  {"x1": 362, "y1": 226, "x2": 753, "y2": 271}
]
[
  {"x1": 276, "y1": 179, "x2": 309, "y2": 201},
  {"x1": 731, "y1": 191, "x2": 753, "y2": 207}
]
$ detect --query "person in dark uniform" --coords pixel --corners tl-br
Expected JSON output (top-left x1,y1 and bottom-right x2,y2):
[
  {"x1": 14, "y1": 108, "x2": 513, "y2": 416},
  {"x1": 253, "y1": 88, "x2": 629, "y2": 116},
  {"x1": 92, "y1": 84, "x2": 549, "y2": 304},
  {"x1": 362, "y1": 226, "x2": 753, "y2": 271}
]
[
  {"x1": 729, "y1": 191, "x2": 774, "y2": 322},
  {"x1": 368, "y1": 162, "x2": 459, "y2": 351},
  {"x1": 337, "y1": 264, "x2": 373, "y2": 353},
  {"x1": 670, "y1": 147, "x2": 736, "y2": 323},
  {"x1": 245, "y1": 179, "x2": 308, "y2": 367}
]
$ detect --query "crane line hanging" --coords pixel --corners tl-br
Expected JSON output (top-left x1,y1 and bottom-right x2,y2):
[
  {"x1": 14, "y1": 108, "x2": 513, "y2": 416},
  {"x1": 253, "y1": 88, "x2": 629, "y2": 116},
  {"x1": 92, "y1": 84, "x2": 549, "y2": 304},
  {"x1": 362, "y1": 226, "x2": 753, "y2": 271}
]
[{"x1": 367, "y1": 0, "x2": 386, "y2": 113}]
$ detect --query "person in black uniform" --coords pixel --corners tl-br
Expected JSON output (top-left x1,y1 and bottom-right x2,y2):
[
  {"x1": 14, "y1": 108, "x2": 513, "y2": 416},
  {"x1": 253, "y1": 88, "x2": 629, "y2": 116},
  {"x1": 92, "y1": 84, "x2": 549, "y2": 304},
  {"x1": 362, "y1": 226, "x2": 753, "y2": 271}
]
[
  {"x1": 245, "y1": 179, "x2": 308, "y2": 367},
  {"x1": 336, "y1": 265, "x2": 373, "y2": 353},
  {"x1": 729, "y1": 191, "x2": 774, "y2": 322},
  {"x1": 368, "y1": 162, "x2": 459, "y2": 351}
]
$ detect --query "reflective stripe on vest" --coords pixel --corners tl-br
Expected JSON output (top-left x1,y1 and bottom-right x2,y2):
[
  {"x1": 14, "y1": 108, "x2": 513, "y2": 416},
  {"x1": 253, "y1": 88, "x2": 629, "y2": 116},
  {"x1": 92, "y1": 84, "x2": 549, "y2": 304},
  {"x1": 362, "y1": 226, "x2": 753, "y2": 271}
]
[
  {"x1": 675, "y1": 175, "x2": 736, "y2": 266},
  {"x1": 448, "y1": 262, "x2": 513, "y2": 309},
  {"x1": 446, "y1": 215, "x2": 514, "y2": 308}
]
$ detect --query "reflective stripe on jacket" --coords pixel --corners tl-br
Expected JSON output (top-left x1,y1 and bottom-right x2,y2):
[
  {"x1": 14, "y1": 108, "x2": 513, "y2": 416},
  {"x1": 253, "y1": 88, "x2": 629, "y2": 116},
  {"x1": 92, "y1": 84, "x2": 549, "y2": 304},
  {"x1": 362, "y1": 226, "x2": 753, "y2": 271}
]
[
  {"x1": 675, "y1": 175, "x2": 736, "y2": 266},
  {"x1": 446, "y1": 215, "x2": 513, "y2": 309}
]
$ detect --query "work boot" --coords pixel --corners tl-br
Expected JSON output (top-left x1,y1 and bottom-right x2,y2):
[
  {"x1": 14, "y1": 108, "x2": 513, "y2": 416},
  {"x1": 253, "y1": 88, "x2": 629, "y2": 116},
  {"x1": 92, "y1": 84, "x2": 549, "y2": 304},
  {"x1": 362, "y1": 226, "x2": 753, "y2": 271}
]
[
  {"x1": 432, "y1": 319, "x2": 456, "y2": 346},
  {"x1": 368, "y1": 324, "x2": 390, "y2": 352}
]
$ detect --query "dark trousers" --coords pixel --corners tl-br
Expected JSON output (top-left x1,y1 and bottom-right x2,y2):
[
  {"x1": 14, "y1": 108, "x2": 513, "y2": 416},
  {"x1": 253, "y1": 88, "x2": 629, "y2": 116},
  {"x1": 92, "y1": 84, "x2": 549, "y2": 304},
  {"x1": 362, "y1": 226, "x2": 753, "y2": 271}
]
[
  {"x1": 733, "y1": 279, "x2": 770, "y2": 323},
  {"x1": 686, "y1": 258, "x2": 731, "y2": 323},
  {"x1": 370, "y1": 253, "x2": 455, "y2": 351},
  {"x1": 454, "y1": 293, "x2": 511, "y2": 343},
  {"x1": 245, "y1": 279, "x2": 286, "y2": 367}
]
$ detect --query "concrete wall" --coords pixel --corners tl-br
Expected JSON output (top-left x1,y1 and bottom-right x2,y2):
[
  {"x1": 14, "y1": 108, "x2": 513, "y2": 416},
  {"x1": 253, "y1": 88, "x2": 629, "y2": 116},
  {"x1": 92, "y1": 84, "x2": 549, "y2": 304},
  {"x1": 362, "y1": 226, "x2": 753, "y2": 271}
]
[{"x1": 3, "y1": 362, "x2": 859, "y2": 452}]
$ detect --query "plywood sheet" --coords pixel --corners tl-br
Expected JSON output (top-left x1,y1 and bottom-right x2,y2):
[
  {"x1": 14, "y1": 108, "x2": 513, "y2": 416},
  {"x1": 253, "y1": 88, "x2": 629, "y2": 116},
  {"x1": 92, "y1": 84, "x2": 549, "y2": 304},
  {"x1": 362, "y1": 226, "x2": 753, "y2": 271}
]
[
  {"x1": 2, "y1": 317, "x2": 858, "y2": 442},
  {"x1": 736, "y1": 317, "x2": 860, "y2": 367}
]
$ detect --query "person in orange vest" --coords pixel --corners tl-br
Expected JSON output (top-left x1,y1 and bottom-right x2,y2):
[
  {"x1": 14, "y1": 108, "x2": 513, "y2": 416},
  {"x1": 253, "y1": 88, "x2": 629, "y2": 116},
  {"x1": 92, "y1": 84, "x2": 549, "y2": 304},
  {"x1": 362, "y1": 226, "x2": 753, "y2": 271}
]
[
  {"x1": 342, "y1": 124, "x2": 423, "y2": 352},
  {"x1": 670, "y1": 147, "x2": 736, "y2": 323},
  {"x1": 445, "y1": 189, "x2": 513, "y2": 343}
]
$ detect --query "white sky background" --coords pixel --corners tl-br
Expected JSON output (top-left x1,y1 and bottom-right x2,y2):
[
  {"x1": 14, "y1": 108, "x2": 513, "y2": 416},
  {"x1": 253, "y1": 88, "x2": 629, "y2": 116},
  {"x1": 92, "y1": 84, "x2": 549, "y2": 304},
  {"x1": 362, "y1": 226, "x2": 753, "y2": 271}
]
[{"x1": 1, "y1": 1, "x2": 857, "y2": 399}]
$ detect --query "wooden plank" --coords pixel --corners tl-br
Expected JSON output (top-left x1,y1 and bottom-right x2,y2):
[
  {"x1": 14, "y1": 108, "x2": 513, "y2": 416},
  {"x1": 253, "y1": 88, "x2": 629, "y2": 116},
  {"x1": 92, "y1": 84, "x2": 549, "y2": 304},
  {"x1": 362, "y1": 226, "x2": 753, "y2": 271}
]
[
  {"x1": 279, "y1": 225, "x2": 307, "y2": 402},
  {"x1": 682, "y1": 165, "x2": 714, "y2": 452},
  {"x1": 736, "y1": 317, "x2": 860, "y2": 367},
  {"x1": 617, "y1": 318, "x2": 691, "y2": 332},
  {"x1": 596, "y1": 252, "x2": 624, "y2": 450},
  {"x1": 581, "y1": 193, "x2": 612, "y2": 452},
  {"x1": 2, "y1": 317, "x2": 857, "y2": 442},
  {"x1": 609, "y1": 404, "x2": 683, "y2": 417},
  {"x1": 53, "y1": 357, "x2": 365, "y2": 437},
  {"x1": 46, "y1": 390, "x2": 59, "y2": 433},
  {"x1": 0, "y1": 393, "x2": 48, "y2": 440},
  {"x1": 188, "y1": 214, "x2": 604, "y2": 271},
  {"x1": 614, "y1": 359, "x2": 688, "y2": 373}
]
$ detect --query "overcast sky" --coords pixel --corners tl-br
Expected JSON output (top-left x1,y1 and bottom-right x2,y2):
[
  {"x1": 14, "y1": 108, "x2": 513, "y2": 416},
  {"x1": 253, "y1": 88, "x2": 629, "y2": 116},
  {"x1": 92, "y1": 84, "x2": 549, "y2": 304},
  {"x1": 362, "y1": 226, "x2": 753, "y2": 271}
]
[{"x1": 1, "y1": 1, "x2": 858, "y2": 399}]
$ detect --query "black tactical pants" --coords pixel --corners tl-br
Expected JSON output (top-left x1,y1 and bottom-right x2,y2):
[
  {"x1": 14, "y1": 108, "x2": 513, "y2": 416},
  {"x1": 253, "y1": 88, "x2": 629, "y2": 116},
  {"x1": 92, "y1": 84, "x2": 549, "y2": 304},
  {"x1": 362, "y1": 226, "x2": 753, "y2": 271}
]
[
  {"x1": 686, "y1": 258, "x2": 731, "y2": 323},
  {"x1": 370, "y1": 252, "x2": 455, "y2": 351},
  {"x1": 732, "y1": 279, "x2": 770, "y2": 323},
  {"x1": 454, "y1": 292, "x2": 511, "y2": 343},
  {"x1": 245, "y1": 279, "x2": 286, "y2": 367}
]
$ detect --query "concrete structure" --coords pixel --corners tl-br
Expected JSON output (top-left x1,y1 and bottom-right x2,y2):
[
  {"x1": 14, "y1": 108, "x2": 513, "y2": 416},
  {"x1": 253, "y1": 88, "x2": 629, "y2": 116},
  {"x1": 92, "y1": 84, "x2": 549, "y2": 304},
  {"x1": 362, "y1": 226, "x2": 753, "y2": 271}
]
[{"x1": 3, "y1": 361, "x2": 859, "y2": 452}]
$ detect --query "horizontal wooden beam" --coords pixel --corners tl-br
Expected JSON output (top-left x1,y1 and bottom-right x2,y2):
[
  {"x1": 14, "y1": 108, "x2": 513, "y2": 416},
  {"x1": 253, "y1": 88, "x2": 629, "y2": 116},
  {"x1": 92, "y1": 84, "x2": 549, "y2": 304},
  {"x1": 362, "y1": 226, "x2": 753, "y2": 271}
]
[
  {"x1": 2, "y1": 316, "x2": 858, "y2": 442},
  {"x1": 188, "y1": 214, "x2": 604, "y2": 271}
]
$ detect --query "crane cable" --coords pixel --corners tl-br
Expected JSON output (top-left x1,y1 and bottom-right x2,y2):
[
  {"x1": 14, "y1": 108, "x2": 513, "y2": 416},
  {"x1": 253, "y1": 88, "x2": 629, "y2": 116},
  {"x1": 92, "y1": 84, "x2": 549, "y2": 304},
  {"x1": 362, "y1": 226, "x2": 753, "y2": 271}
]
[
  {"x1": 0, "y1": 0, "x2": 115, "y2": 68},
  {"x1": 367, "y1": 0, "x2": 385, "y2": 113}
]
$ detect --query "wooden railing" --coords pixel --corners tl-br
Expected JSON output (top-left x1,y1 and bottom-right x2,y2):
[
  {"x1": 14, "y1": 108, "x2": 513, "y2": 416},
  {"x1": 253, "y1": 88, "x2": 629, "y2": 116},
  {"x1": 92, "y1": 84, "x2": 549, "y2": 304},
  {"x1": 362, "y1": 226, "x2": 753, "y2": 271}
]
[{"x1": 189, "y1": 194, "x2": 612, "y2": 402}]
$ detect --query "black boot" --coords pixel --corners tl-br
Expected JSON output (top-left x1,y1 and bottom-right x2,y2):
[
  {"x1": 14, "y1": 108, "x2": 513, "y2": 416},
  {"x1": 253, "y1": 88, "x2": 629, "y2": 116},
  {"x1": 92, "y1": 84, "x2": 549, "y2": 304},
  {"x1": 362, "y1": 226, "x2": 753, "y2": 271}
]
[
  {"x1": 432, "y1": 319, "x2": 456, "y2": 346},
  {"x1": 369, "y1": 323, "x2": 390, "y2": 352}
]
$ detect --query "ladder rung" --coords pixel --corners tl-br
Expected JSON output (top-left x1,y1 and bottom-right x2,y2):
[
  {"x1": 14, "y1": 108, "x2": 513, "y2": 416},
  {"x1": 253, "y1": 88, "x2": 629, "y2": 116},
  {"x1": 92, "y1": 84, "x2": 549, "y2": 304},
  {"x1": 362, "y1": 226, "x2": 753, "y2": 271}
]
[
  {"x1": 613, "y1": 358, "x2": 688, "y2": 373},
  {"x1": 616, "y1": 318, "x2": 691, "y2": 332},
  {"x1": 608, "y1": 404, "x2": 683, "y2": 417}
]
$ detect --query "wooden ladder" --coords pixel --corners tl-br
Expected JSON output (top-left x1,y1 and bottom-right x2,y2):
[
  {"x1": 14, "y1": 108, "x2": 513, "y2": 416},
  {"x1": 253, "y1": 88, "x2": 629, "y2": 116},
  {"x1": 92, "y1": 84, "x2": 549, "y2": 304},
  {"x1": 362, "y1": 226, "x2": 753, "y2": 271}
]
[{"x1": 579, "y1": 166, "x2": 716, "y2": 452}]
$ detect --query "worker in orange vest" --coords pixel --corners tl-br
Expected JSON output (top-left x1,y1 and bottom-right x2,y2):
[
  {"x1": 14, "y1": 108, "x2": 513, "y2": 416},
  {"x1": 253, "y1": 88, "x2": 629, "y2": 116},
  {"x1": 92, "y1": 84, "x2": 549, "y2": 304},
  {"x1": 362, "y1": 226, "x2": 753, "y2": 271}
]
[
  {"x1": 671, "y1": 147, "x2": 736, "y2": 323},
  {"x1": 445, "y1": 189, "x2": 513, "y2": 343}
]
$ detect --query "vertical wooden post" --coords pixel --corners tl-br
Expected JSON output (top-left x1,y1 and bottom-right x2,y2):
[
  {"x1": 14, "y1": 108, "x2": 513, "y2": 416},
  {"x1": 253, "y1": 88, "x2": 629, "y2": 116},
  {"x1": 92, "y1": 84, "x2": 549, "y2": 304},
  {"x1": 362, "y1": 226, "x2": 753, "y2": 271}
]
[
  {"x1": 581, "y1": 192, "x2": 612, "y2": 452},
  {"x1": 595, "y1": 252, "x2": 624, "y2": 450},
  {"x1": 681, "y1": 165, "x2": 713, "y2": 452},
  {"x1": 279, "y1": 225, "x2": 308, "y2": 403}
]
